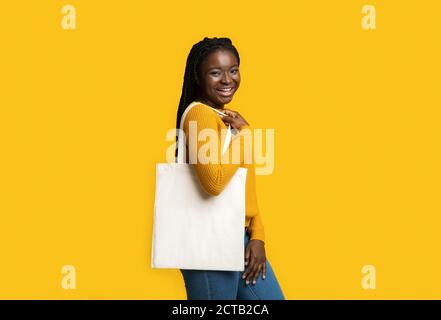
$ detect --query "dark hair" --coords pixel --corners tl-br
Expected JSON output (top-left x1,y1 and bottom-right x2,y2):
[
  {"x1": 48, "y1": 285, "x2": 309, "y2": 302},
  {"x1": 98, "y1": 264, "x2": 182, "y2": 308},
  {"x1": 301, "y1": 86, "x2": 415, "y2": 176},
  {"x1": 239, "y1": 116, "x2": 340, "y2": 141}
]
[{"x1": 175, "y1": 37, "x2": 240, "y2": 159}]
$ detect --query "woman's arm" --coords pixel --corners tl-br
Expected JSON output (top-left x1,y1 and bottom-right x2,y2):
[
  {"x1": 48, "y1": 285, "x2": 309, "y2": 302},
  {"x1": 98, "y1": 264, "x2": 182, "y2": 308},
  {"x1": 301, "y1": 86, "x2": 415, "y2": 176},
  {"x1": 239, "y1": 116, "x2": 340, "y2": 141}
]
[
  {"x1": 246, "y1": 162, "x2": 265, "y2": 243},
  {"x1": 183, "y1": 105, "x2": 247, "y2": 196}
]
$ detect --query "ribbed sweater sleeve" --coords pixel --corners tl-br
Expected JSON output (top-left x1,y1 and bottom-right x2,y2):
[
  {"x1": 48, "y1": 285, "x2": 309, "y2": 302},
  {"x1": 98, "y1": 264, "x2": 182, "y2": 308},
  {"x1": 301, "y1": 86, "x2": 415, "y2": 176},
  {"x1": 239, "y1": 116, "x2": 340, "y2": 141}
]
[
  {"x1": 183, "y1": 104, "x2": 246, "y2": 195},
  {"x1": 246, "y1": 163, "x2": 265, "y2": 242}
]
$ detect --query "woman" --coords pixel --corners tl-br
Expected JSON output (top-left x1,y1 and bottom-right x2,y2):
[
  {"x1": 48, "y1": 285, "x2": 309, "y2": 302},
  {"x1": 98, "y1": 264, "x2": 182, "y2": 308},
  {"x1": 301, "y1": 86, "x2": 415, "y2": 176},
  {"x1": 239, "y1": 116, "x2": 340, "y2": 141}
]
[{"x1": 176, "y1": 37, "x2": 285, "y2": 300}]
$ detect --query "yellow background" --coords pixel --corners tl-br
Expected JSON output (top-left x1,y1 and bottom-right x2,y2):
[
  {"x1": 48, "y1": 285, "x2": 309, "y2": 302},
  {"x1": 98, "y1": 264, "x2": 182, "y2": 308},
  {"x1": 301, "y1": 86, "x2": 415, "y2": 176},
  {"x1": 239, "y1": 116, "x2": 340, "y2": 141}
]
[{"x1": 1, "y1": 0, "x2": 440, "y2": 299}]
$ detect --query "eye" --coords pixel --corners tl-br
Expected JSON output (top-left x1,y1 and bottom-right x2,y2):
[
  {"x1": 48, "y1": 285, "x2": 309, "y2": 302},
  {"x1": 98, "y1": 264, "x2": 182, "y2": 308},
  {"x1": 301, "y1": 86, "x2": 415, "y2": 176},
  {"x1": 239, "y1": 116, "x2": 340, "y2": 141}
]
[
  {"x1": 231, "y1": 68, "x2": 239, "y2": 74},
  {"x1": 210, "y1": 71, "x2": 221, "y2": 76}
]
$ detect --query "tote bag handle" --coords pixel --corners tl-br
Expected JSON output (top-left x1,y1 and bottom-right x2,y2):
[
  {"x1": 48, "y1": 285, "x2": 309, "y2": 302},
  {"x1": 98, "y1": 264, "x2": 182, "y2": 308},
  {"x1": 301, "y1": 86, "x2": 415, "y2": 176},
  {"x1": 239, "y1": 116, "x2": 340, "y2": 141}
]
[{"x1": 176, "y1": 102, "x2": 232, "y2": 164}]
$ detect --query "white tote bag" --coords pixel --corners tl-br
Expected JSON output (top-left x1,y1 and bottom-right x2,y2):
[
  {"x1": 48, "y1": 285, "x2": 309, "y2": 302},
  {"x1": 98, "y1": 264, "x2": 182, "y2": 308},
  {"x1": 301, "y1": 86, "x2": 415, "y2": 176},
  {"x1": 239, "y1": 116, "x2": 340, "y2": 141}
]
[{"x1": 151, "y1": 101, "x2": 248, "y2": 271}]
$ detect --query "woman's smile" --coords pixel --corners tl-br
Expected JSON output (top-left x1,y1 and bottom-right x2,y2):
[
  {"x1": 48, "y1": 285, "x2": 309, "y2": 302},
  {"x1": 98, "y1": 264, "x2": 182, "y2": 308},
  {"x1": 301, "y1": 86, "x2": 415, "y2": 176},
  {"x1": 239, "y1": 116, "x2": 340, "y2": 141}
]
[{"x1": 215, "y1": 86, "x2": 236, "y2": 97}]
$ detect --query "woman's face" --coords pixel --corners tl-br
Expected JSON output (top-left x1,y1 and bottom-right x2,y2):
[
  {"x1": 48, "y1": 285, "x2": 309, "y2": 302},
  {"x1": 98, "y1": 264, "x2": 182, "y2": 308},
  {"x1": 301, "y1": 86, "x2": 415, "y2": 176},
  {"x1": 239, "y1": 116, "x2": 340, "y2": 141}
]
[{"x1": 197, "y1": 49, "x2": 240, "y2": 108}]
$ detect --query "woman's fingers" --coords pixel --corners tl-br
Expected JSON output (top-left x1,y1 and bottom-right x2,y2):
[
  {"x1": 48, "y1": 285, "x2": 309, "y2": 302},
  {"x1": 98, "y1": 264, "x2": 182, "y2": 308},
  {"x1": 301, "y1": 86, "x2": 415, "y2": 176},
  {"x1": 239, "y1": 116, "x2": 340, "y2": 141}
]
[
  {"x1": 242, "y1": 245, "x2": 252, "y2": 281},
  {"x1": 252, "y1": 264, "x2": 262, "y2": 285},
  {"x1": 222, "y1": 108, "x2": 249, "y2": 127},
  {"x1": 242, "y1": 259, "x2": 254, "y2": 279},
  {"x1": 246, "y1": 261, "x2": 259, "y2": 284},
  {"x1": 247, "y1": 263, "x2": 259, "y2": 284},
  {"x1": 221, "y1": 115, "x2": 240, "y2": 129},
  {"x1": 243, "y1": 262, "x2": 266, "y2": 285},
  {"x1": 223, "y1": 109, "x2": 238, "y2": 118},
  {"x1": 244, "y1": 246, "x2": 250, "y2": 266},
  {"x1": 221, "y1": 115, "x2": 236, "y2": 123},
  {"x1": 242, "y1": 255, "x2": 255, "y2": 282}
]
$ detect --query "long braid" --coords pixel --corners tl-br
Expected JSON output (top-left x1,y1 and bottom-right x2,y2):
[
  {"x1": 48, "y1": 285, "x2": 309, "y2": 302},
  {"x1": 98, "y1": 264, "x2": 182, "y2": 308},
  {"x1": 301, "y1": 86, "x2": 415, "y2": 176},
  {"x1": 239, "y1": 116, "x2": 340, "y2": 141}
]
[{"x1": 175, "y1": 37, "x2": 240, "y2": 159}]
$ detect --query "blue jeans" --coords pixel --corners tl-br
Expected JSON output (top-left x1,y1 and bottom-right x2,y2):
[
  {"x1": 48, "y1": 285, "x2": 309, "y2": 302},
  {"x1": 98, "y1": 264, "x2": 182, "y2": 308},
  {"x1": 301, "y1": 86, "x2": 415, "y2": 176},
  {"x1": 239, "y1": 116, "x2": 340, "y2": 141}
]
[{"x1": 180, "y1": 228, "x2": 285, "y2": 300}]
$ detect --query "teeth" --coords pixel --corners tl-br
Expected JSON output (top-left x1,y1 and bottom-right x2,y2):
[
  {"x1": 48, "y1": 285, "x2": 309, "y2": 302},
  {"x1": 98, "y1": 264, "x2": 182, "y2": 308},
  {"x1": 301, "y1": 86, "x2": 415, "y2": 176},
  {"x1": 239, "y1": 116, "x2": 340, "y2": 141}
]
[{"x1": 218, "y1": 88, "x2": 233, "y2": 92}]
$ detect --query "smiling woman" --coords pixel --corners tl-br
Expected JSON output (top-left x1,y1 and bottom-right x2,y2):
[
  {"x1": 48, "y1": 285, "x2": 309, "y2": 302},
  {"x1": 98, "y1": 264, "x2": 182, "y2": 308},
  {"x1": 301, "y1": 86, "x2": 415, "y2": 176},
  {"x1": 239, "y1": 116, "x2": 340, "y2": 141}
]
[
  {"x1": 175, "y1": 37, "x2": 285, "y2": 300},
  {"x1": 195, "y1": 48, "x2": 240, "y2": 104}
]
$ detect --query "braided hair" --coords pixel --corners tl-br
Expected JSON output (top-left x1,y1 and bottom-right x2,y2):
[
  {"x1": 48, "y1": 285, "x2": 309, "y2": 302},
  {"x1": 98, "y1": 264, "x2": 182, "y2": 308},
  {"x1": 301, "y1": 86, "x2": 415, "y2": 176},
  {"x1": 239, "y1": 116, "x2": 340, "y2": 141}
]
[{"x1": 175, "y1": 37, "x2": 240, "y2": 158}]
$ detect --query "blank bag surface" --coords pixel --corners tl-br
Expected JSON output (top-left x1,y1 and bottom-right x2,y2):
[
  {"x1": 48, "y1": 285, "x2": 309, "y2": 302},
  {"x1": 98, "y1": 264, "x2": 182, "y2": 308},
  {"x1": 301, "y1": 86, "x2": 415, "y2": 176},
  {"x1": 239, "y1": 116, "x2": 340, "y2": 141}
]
[{"x1": 151, "y1": 101, "x2": 247, "y2": 271}]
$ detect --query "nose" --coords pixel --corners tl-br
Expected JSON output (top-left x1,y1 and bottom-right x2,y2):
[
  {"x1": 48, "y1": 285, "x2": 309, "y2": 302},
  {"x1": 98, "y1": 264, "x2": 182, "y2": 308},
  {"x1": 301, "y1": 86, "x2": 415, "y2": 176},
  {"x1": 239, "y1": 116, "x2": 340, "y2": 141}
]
[{"x1": 220, "y1": 71, "x2": 232, "y2": 84}]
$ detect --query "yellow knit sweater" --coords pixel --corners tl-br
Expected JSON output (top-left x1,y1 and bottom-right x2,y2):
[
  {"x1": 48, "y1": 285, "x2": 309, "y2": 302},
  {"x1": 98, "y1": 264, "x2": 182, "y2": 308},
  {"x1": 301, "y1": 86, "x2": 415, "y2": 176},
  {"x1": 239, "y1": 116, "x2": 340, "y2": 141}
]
[{"x1": 182, "y1": 101, "x2": 265, "y2": 242}]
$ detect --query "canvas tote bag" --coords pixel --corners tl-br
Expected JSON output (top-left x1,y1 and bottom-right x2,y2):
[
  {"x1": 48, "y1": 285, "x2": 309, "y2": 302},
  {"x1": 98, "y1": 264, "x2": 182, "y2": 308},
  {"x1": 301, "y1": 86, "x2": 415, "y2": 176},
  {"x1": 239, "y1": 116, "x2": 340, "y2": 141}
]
[{"x1": 151, "y1": 101, "x2": 248, "y2": 271}]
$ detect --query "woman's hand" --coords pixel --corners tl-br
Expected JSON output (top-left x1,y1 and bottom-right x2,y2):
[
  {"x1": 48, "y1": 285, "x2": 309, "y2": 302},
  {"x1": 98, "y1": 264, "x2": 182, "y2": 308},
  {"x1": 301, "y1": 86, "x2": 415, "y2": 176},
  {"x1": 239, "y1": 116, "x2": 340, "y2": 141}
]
[
  {"x1": 242, "y1": 239, "x2": 267, "y2": 285},
  {"x1": 221, "y1": 108, "x2": 249, "y2": 130}
]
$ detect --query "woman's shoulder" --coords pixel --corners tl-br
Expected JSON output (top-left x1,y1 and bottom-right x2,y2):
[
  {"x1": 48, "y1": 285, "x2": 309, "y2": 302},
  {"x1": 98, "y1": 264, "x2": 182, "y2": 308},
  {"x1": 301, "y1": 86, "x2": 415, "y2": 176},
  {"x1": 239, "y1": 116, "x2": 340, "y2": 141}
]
[{"x1": 185, "y1": 101, "x2": 219, "y2": 121}]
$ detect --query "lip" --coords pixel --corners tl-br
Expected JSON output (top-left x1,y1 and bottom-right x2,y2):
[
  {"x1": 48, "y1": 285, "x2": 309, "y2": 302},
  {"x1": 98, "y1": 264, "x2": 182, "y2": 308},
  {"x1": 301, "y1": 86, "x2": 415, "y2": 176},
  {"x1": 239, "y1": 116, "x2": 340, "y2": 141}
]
[{"x1": 215, "y1": 87, "x2": 235, "y2": 97}]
